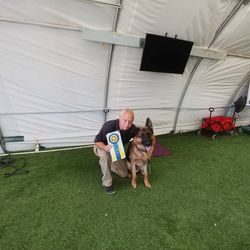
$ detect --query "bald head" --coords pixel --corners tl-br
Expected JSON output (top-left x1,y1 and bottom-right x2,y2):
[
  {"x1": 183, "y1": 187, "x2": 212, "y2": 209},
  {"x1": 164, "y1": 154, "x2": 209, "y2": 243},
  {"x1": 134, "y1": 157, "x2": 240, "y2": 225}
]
[{"x1": 119, "y1": 109, "x2": 134, "y2": 130}]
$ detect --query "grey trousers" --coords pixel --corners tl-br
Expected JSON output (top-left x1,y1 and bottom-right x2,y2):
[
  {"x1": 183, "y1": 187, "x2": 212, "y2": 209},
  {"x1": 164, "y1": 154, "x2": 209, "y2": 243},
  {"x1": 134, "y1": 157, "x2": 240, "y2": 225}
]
[{"x1": 93, "y1": 145, "x2": 128, "y2": 187}]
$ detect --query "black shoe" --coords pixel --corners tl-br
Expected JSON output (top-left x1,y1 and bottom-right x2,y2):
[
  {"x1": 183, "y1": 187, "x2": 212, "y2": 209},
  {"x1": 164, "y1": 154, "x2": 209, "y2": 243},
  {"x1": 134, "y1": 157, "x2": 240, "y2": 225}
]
[{"x1": 103, "y1": 185, "x2": 116, "y2": 195}]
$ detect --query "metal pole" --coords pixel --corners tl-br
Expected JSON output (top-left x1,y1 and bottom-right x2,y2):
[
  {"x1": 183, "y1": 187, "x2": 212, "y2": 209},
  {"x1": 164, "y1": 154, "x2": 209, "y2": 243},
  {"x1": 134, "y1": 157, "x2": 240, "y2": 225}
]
[{"x1": 103, "y1": 0, "x2": 123, "y2": 122}]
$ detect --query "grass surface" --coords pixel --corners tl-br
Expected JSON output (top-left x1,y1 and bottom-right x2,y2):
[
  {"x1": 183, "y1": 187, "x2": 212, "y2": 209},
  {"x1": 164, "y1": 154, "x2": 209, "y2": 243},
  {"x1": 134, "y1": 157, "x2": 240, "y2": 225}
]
[{"x1": 0, "y1": 132, "x2": 250, "y2": 250}]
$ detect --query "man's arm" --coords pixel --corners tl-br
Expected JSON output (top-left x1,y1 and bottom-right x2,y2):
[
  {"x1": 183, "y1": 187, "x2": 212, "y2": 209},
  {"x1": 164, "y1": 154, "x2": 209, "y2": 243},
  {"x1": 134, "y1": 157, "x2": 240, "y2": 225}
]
[{"x1": 95, "y1": 141, "x2": 112, "y2": 152}]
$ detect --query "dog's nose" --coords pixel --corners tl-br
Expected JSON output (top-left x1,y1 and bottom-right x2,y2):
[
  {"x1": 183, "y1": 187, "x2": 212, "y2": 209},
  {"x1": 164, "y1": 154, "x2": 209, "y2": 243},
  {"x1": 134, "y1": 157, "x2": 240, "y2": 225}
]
[{"x1": 142, "y1": 139, "x2": 151, "y2": 147}]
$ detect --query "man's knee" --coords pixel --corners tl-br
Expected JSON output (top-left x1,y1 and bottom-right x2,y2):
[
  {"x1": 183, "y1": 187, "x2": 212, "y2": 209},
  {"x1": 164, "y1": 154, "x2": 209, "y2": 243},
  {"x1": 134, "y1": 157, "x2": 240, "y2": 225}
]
[
  {"x1": 100, "y1": 153, "x2": 111, "y2": 163},
  {"x1": 99, "y1": 153, "x2": 111, "y2": 170},
  {"x1": 94, "y1": 147, "x2": 110, "y2": 160}
]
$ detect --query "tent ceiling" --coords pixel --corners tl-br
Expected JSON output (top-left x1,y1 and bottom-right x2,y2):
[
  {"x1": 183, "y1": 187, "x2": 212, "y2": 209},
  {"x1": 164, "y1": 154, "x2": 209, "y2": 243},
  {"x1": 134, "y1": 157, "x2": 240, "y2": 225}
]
[{"x1": 0, "y1": 0, "x2": 250, "y2": 152}]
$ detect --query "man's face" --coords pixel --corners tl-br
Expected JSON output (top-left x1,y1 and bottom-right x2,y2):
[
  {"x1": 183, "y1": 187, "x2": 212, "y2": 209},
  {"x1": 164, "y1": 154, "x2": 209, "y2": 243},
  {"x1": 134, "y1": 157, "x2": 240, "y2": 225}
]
[{"x1": 119, "y1": 112, "x2": 134, "y2": 131}]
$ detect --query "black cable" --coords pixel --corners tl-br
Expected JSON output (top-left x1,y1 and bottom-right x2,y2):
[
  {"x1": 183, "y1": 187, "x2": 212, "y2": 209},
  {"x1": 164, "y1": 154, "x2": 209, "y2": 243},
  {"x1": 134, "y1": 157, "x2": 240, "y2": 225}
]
[{"x1": 0, "y1": 154, "x2": 29, "y2": 177}]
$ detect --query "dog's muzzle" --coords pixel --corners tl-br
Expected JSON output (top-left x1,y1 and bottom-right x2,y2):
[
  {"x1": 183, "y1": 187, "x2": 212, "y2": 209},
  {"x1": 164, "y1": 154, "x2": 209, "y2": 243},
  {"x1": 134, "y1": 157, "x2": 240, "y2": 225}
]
[{"x1": 142, "y1": 140, "x2": 152, "y2": 152}]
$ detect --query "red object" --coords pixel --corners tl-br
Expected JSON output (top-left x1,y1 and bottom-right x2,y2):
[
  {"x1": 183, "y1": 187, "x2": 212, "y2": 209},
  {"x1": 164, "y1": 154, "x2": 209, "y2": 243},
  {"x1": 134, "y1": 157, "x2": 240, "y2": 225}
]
[
  {"x1": 152, "y1": 142, "x2": 172, "y2": 157},
  {"x1": 201, "y1": 116, "x2": 235, "y2": 132}
]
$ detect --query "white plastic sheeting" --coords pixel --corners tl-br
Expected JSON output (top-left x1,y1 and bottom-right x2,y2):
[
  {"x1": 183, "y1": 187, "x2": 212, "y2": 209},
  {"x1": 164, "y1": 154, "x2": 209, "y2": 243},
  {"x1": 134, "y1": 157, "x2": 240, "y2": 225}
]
[{"x1": 0, "y1": 0, "x2": 250, "y2": 153}]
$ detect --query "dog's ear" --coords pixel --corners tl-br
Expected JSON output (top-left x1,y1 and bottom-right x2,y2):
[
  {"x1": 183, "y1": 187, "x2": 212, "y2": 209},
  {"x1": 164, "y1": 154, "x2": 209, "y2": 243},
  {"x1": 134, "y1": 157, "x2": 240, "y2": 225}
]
[
  {"x1": 132, "y1": 126, "x2": 140, "y2": 137},
  {"x1": 145, "y1": 118, "x2": 153, "y2": 130}
]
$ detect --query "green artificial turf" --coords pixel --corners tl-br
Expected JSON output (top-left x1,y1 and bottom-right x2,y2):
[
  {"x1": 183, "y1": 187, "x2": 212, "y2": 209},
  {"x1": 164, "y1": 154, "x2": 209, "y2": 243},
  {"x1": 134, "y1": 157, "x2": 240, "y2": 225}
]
[{"x1": 0, "y1": 132, "x2": 250, "y2": 250}]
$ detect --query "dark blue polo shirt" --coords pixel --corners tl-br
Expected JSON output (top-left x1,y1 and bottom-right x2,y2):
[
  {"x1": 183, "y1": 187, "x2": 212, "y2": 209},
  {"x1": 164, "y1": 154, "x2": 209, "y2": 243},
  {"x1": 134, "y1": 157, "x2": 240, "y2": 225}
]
[{"x1": 94, "y1": 119, "x2": 136, "y2": 145}]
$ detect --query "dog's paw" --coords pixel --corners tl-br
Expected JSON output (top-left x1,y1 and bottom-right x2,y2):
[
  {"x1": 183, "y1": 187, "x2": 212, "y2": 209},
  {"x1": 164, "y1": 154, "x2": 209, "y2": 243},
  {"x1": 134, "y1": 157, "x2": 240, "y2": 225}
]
[
  {"x1": 144, "y1": 181, "x2": 151, "y2": 188},
  {"x1": 131, "y1": 180, "x2": 137, "y2": 189}
]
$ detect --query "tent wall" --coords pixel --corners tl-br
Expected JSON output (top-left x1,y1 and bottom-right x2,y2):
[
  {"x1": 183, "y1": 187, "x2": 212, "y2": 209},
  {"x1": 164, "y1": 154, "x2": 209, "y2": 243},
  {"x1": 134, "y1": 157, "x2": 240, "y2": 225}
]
[
  {"x1": 0, "y1": 0, "x2": 116, "y2": 152},
  {"x1": 0, "y1": 0, "x2": 250, "y2": 153}
]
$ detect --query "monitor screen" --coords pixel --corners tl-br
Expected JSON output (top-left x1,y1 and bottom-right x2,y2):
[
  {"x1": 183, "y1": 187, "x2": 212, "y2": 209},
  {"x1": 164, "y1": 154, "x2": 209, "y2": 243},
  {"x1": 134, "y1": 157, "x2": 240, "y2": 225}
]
[{"x1": 140, "y1": 33, "x2": 194, "y2": 74}]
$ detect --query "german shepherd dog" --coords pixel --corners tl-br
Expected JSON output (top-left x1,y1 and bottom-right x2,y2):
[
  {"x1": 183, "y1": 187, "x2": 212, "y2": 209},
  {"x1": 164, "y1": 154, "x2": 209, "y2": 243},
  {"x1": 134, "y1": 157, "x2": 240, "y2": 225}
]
[{"x1": 126, "y1": 118, "x2": 155, "y2": 188}]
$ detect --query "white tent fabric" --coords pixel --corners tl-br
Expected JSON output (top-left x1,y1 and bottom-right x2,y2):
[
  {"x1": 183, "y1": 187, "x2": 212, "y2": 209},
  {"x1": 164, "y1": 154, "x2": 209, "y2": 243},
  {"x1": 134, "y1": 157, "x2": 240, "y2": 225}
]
[{"x1": 0, "y1": 0, "x2": 250, "y2": 153}]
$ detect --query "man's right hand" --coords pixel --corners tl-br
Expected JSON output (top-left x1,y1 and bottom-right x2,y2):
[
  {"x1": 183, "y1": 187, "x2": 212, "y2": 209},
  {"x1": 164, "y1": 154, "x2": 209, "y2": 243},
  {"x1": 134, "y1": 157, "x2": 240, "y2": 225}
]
[
  {"x1": 133, "y1": 137, "x2": 142, "y2": 144},
  {"x1": 95, "y1": 142, "x2": 112, "y2": 152},
  {"x1": 104, "y1": 144, "x2": 112, "y2": 152}
]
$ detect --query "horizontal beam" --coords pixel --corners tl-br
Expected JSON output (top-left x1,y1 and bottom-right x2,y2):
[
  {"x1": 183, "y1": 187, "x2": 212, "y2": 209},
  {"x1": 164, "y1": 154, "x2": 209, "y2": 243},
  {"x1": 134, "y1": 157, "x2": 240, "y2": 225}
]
[
  {"x1": 86, "y1": 0, "x2": 122, "y2": 8},
  {"x1": 190, "y1": 46, "x2": 226, "y2": 60},
  {"x1": 82, "y1": 29, "x2": 142, "y2": 48},
  {"x1": 81, "y1": 29, "x2": 227, "y2": 60}
]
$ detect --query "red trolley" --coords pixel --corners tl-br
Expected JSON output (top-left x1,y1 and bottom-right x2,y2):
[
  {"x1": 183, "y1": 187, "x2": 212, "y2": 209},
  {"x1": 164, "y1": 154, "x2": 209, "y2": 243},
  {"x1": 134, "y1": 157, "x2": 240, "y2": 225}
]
[{"x1": 198, "y1": 96, "x2": 247, "y2": 139}]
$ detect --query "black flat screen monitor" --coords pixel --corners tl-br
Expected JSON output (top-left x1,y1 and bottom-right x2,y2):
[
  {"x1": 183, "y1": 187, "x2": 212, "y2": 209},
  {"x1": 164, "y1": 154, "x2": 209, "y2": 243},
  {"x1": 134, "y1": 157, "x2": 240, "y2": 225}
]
[{"x1": 140, "y1": 33, "x2": 193, "y2": 74}]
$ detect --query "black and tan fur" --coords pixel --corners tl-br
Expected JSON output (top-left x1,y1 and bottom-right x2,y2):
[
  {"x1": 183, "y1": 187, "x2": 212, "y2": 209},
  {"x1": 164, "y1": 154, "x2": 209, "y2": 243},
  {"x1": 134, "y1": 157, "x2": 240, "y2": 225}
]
[{"x1": 126, "y1": 118, "x2": 155, "y2": 188}]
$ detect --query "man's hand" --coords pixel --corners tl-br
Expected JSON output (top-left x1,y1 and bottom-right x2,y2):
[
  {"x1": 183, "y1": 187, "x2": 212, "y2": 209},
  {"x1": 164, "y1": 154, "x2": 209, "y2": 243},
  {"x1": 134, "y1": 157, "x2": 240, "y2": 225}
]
[
  {"x1": 133, "y1": 137, "x2": 142, "y2": 144},
  {"x1": 104, "y1": 144, "x2": 112, "y2": 152},
  {"x1": 95, "y1": 142, "x2": 112, "y2": 152}
]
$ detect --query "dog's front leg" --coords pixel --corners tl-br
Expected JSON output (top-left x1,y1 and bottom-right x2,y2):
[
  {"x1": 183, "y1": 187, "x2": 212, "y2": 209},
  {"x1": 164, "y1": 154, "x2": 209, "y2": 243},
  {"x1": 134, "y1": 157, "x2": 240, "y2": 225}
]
[
  {"x1": 143, "y1": 164, "x2": 151, "y2": 188},
  {"x1": 131, "y1": 159, "x2": 137, "y2": 188}
]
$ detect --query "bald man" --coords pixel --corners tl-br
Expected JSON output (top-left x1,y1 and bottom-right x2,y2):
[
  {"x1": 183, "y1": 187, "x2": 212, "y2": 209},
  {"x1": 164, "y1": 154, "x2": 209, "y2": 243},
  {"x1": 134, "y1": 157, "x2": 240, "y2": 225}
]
[{"x1": 94, "y1": 109, "x2": 136, "y2": 194}]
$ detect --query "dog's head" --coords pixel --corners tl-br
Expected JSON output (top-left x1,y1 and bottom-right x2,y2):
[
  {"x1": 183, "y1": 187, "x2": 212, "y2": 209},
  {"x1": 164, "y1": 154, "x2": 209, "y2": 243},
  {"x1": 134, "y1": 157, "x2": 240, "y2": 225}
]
[{"x1": 134, "y1": 118, "x2": 154, "y2": 152}]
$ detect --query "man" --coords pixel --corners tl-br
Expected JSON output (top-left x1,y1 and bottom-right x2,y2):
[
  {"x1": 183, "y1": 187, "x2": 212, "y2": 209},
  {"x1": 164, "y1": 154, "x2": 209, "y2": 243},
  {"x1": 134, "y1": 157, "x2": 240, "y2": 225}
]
[{"x1": 94, "y1": 109, "x2": 136, "y2": 194}]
